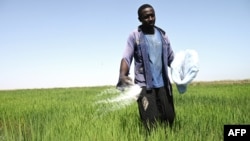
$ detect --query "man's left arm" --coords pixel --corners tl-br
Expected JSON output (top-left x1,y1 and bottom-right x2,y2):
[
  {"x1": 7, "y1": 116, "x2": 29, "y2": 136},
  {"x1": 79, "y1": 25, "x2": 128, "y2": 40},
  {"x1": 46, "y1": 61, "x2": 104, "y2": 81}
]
[{"x1": 163, "y1": 34, "x2": 174, "y2": 66}]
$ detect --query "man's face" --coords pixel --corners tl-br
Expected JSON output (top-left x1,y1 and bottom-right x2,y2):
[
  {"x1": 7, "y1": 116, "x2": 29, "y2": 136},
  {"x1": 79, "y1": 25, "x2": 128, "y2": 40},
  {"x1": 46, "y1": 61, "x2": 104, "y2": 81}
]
[{"x1": 139, "y1": 7, "x2": 155, "y2": 27}]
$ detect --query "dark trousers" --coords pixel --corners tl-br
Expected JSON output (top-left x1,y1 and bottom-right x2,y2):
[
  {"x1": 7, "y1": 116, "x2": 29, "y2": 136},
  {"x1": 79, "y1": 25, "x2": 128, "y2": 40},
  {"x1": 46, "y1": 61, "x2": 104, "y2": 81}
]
[{"x1": 137, "y1": 86, "x2": 175, "y2": 131}]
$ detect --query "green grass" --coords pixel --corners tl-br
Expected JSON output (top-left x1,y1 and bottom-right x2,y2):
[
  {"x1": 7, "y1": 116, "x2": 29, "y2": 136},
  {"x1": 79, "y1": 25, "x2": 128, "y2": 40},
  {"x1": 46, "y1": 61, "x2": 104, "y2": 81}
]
[{"x1": 0, "y1": 81, "x2": 249, "y2": 141}]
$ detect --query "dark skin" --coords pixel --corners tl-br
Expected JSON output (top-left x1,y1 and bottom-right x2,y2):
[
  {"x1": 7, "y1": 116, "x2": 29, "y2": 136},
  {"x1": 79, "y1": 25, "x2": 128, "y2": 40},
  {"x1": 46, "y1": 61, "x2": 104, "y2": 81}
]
[
  {"x1": 138, "y1": 7, "x2": 156, "y2": 34},
  {"x1": 117, "y1": 7, "x2": 156, "y2": 87}
]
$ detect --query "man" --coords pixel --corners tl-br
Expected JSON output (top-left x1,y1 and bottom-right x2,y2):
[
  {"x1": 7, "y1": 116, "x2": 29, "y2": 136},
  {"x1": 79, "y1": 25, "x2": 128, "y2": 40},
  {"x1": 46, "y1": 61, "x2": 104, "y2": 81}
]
[{"x1": 116, "y1": 4, "x2": 175, "y2": 131}]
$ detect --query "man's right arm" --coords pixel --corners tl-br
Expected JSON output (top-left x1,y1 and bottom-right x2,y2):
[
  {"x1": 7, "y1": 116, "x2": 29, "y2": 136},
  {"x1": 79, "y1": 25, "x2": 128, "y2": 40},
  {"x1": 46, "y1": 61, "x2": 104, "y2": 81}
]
[
  {"x1": 116, "y1": 32, "x2": 136, "y2": 89},
  {"x1": 117, "y1": 58, "x2": 132, "y2": 86},
  {"x1": 116, "y1": 32, "x2": 136, "y2": 88}
]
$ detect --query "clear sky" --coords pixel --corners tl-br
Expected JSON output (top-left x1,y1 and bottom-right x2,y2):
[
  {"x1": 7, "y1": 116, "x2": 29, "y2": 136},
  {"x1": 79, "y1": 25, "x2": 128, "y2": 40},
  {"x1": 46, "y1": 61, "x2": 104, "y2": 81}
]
[{"x1": 0, "y1": 0, "x2": 250, "y2": 90}]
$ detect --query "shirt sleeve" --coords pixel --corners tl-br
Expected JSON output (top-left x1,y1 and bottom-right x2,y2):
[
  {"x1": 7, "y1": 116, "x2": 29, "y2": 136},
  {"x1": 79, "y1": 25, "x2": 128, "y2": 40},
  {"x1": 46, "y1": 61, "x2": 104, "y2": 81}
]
[
  {"x1": 122, "y1": 32, "x2": 136, "y2": 69},
  {"x1": 163, "y1": 34, "x2": 174, "y2": 66}
]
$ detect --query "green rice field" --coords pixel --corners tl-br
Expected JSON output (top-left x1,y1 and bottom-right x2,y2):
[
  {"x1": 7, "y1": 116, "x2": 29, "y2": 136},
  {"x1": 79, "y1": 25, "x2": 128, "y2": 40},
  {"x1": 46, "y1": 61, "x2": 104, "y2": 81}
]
[{"x1": 0, "y1": 80, "x2": 249, "y2": 141}]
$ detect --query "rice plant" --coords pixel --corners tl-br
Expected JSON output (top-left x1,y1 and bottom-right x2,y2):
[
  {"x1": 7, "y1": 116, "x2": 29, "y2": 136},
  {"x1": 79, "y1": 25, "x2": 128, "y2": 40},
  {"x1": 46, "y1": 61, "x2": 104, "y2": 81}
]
[{"x1": 0, "y1": 81, "x2": 249, "y2": 141}]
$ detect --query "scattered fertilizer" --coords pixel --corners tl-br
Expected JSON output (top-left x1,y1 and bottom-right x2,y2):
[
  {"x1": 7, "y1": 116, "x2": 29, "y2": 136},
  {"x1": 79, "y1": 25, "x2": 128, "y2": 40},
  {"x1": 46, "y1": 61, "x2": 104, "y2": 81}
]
[{"x1": 96, "y1": 85, "x2": 142, "y2": 111}]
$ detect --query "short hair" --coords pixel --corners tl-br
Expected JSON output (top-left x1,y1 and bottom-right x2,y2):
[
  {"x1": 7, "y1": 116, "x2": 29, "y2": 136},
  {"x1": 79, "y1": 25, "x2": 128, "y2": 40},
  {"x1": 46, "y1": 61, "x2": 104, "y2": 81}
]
[{"x1": 137, "y1": 4, "x2": 154, "y2": 18}]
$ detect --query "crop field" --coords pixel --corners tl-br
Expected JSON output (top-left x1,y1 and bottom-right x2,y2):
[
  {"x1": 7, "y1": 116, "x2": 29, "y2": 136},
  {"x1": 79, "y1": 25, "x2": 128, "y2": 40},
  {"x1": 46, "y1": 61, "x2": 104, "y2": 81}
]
[{"x1": 0, "y1": 80, "x2": 249, "y2": 141}]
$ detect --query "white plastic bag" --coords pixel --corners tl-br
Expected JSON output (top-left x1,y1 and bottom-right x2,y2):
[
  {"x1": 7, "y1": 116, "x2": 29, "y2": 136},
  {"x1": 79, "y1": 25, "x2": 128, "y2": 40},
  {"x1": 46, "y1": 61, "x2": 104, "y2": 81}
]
[{"x1": 171, "y1": 49, "x2": 199, "y2": 94}]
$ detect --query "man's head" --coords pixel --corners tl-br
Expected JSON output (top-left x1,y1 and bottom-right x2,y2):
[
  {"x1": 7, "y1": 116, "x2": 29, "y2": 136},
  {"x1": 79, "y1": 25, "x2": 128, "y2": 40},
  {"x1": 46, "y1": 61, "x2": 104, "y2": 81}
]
[{"x1": 138, "y1": 4, "x2": 155, "y2": 27}]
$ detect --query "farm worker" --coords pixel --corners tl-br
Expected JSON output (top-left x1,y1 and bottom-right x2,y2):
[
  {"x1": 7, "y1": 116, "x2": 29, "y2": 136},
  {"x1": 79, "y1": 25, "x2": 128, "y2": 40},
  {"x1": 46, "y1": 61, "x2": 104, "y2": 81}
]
[{"x1": 116, "y1": 4, "x2": 175, "y2": 131}]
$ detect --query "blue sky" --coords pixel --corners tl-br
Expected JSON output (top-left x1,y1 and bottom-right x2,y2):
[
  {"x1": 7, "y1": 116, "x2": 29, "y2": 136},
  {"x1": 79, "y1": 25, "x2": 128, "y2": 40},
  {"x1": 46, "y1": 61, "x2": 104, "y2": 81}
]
[{"x1": 0, "y1": 0, "x2": 250, "y2": 90}]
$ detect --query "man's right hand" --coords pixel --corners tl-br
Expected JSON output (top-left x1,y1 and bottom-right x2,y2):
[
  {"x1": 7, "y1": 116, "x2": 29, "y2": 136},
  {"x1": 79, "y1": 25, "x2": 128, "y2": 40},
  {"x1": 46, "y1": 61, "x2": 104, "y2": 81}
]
[{"x1": 116, "y1": 76, "x2": 133, "y2": 91}]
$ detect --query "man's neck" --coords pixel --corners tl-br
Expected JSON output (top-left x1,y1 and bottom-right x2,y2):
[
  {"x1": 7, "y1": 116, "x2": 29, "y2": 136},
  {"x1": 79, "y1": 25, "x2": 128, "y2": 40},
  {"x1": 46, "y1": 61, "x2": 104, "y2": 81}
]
[{"x1": 140, "y1": 25, "x2": 155, "y2": 34}]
